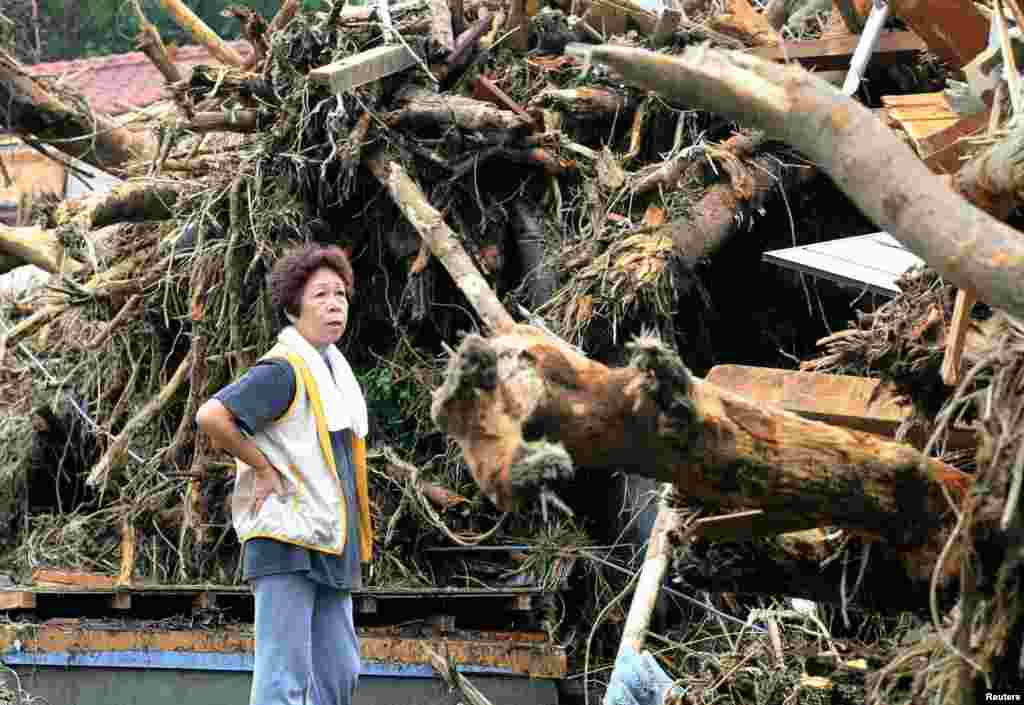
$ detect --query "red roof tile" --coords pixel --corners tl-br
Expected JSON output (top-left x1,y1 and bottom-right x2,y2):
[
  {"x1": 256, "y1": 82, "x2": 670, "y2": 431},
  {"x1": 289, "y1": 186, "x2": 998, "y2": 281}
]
[{"x1": 26, "y1": 41, "x2": 252, "y2": 115}]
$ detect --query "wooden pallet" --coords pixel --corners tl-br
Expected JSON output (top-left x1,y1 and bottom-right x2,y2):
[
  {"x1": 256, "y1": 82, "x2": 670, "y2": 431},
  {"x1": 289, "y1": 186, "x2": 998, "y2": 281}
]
[{"x1": 0, "y1": 584, "x2": 547, "y2": 618}]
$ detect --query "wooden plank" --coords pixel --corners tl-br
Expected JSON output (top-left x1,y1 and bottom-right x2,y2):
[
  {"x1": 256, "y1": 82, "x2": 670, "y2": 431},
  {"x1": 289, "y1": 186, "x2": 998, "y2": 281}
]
[
  {"x1": 0, "y1": 592, "x2": 35, "y2": 610},
  {"x1": 750, "y1": 31, "x2": 927, "y2": 72},
  {"x1": 32, "y1": 569, "x2": 119, "y2": 589},
  {"x1": 705, "y1": 365, "x2": 907, "y2": 435},
  {"x1": 887, "y1": 0, "x2": 988, "y2": 69},
  {"x1": 307, "y1": 45, "x2": 419, "y2": 93},
  {"x1": 921, "y1": 109, "x2": 991, "y2": 174}
]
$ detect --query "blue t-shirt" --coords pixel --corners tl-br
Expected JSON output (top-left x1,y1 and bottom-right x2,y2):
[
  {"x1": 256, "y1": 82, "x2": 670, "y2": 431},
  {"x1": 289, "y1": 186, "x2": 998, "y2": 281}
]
[{"x1": 214, "y1": 359, "x2": 363, "y2": 591}]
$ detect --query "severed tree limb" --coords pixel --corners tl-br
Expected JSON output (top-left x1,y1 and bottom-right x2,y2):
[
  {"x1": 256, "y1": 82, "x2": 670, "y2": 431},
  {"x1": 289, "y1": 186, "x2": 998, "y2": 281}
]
[
  {"x1": 87, "y1": 347, "x2": 194, "y2": 488},
  {"x1": 380, "y1": 449, "x2": 469, "y2": 510},
  {"x1": 366, "y1": 156, "x2": 515, "y2": 333},
  {"x1": 56, "y1": 181, "x2": 183, "y2": 233},
  {"x1": 528, "y1": 87, "x2": 631, "y2": 120},
  {"x1": 83, "y1": 294, "x2": 142, "y2": 351},
  {"x1": 157, "y1": 0, "x2": 246, "y2": 68},
  {"x1": 267, "y1": 0, "x2": 301, "y2": 37},
  {"x1": 130, "y1": 0, "x2": 183, "y2": 86},
  {"x1": 1, "y1": 51, "x2": 158, "y2": 172},
  {"x1": 949, "y1": 132, "x2": 1024, "y2": 222},
  {"x1": 432, "y1": 329, "x2": 971, "y2": 586},
  {"x1": 656, "y1": 153, "x2": 816, "y2": 262},
  {"x1": 0, "y1": 225, "x2": 83, "y2": 275},
  {"x1": 222, "y1": 6, "x2": 269, "y2": 69},
  {"x1": 118, "y1": 516, "x2": 136, "y2": 587},
  {"x1": 429, "y1": 0, "x2": 456, "y2": 57},
  {"x1": 567, "y1": 43, "x2": 1024, "y2": 322},
  {"x1": 179, "y1": 110, "x2": 266, "y2": 133},
  {"x1": 386, "y1": 91, "x2": 533, "y2": 131}
]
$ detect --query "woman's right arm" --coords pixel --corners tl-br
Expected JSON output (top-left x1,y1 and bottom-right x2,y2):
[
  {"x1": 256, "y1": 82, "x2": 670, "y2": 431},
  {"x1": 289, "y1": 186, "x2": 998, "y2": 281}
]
[
  {"x1": 195, "y1": 399, "x2": 277, "y2": 474},
  {"x1": 196, "y1": 399, "x2": 287, "y2": 515}
]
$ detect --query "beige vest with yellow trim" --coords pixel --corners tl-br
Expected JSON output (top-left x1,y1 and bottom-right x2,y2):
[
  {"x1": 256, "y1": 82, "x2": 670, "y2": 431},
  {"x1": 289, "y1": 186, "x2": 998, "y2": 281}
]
[{"x1": 230, "y1": 344, "x2": 373, "y2": 562}]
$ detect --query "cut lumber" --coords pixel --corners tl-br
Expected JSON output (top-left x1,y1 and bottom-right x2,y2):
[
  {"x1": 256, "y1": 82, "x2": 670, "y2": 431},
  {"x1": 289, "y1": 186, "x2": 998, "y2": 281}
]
[
  {"x1": 709, "y1": 0, "x2": 782, "y2": 47},
  {"x1": 881, "y1": 92, "x2": 962, "y2": 155},
  {"x1": 157, "y1": 0, "x2": 247, "y2": 68},
  {"x1": 704, "y1": 364, "x2": 976, "y2": 449},
  {"x1": 887, "y1": 0, "x2": 988, "y2": 69},
  {"x1": 569, "y1": 43, "x2": 1024, "y2": 323},
  {"x1": 750, "y1": 31, "x2": 926, "y2": 71},
  {"x1": 308, "y1": 45, "x2": 420, "y2": 94}
]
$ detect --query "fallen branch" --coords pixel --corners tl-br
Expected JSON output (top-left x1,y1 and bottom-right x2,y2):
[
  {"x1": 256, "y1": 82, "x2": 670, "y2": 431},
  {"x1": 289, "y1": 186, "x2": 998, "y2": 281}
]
[
  {"x1": 1, "y1": 51, "x2": 157, "y2": 172},
  {"x1": 386, "y1": 92, "x2": 533, "y2": 131},
  {"x1": 0, "y1": 225, "x2": 83, "y2": 275},
  {"x1": 83, "y1": 294, "x2": 142, "y2": 351},
  {"x1": 366, "y1": 156, "x2": 515, "y2": 333},
  {"x1": 180, "y1": 110, "x2": 266, "y2": 133},
  {"x1": 223, "y1": 6, "x2": 270, "y2": 70},
  {"x1": 87, "y1": 347, "x2": 194, "y2": 488},
  {"x1": 529, "y1": 87, "x2": 631, "y2": 119},
  {"x1": 657, "y1": 153, "x2": 816, "y2": 261},
  {"x1": 568, "y1": 43, "x2": 1024, "y2": 322},
  {"x1": 428, "y1": 0, "x2": 456, "y2": 56},
  {"x1": 380, "y1": 449, "x2": 469, "y2": 510},
  {"x1": 157, "y1": 0, "x2": 246, "y2": 68},
  {"x1": 56, "y1": 182, "x2": 183, "y2": 234},
  {"x1": 130, "y1": 0, "x2": 183, "y2": 86},
  {"x1": 709, "y1": 0, "x2": 782, "y2": 46}
]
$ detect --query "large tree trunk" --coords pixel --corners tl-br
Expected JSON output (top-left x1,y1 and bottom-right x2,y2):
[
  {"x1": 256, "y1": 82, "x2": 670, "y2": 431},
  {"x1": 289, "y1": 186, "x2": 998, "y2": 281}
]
[
  {"x1": 431, "y1": 327, "x2": 970, "y2": 585},
  {"x1": 569, "y1": 44, "x2": 1024, "y2": 323},
  {"x1": 0, "y1": 51, "x2": 158, "y2": 173}
]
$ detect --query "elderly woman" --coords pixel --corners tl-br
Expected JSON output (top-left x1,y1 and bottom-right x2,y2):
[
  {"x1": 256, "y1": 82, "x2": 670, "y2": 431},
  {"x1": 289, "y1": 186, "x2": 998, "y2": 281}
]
[{"x1": 196, "y1": 243, "x2": 370, "y2": 705}]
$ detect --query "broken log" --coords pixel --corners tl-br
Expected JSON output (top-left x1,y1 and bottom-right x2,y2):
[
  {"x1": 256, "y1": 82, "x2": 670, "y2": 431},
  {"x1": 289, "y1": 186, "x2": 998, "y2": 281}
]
[
  {"x1": 529, "y1": 87, "x2": 631, "y2": 120},
  {"x1": 950, "y1": 131, "x2": 1024, "y2": 221},
  {"x1": 157, "y1": 0, "x2": 247, "y2": 68},
  {"x1": 567, "y1": 43, "x2": 1024, "y2": 323},
  {"x1": 0, "y1": 225, "x2": 82, "y2": 275},
  {"x1": 130, "y1": 0, "x2": 183, "y2": 86},
  {"x1": 656, "y1": 153, "x2": 815, "y2": 262},
  {"x1": 431, "y1": 328, "x2": 970, "y2": 583},
  {"x1": 381, "y1": 451, "x2": 469, "y2": 510},
  {"x1": 1, "y1": 51, "x2": 158, "y2": 172},
  {"x1": 387, "y1": 91, "x2": 533, "y2": 131},
  {"x1": 429, "y1": 0, "x2": 457, "y2": 56},
  {"x1": 365, "y1": 156, "x2": 515, "y2": 334},
  {"x1": 181, "y1": 110, "x2": 265, "y2": 133}
]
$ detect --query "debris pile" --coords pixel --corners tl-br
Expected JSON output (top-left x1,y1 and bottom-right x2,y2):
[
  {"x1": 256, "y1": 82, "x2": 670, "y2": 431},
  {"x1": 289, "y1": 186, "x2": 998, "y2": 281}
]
[{"x1": 2, "y1": 0, "x2": 1024, "y2": 700}]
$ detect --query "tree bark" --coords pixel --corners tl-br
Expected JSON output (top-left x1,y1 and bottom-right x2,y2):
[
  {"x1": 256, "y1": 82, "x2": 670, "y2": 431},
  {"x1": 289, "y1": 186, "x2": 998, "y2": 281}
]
[
  {"x1": 656, "y1": 153, "x2": 816, "y2": 261},
  {"x1": 431, "y1": 327, "x2": 970, "y2": 583},
  {"x1": 55, "y1": 182, "x2": 183, "y2": 234},
  {"x1": 0, "y1": 51, "x2": 157, "y2": 173},
  {"x1": 131, "y1": 0, "x2": 183, "y2": 86},
  {"x1": 528, "y1": 87, "x2": 632, "y2": 119},
  {"x1": 429, "y1": 0, "x2": 456, "y2": 56},
  {"x1": 386, "y1": 92, "x2": 533, "y2": 131},
  {"x1": 567, "y1": 44, "x2": 1024, "y2": 323},
  {"x1": 180, "y1": 110, "x2": 265, "y2": 133},
  {"x1": 365, "y1": 156, "x2": 515, "y2": 334}
]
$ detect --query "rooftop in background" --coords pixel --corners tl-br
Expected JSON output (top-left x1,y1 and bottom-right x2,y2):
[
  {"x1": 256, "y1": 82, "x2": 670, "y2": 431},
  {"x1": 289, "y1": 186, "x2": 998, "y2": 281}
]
[{"x1": 24, "y1": 41, "x2": 251, "y2": 115}]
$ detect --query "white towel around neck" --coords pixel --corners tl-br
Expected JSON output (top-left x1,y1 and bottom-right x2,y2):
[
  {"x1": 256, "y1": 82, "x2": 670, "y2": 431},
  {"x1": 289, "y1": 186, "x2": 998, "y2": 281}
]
[{"x1": 279, "y1": 325, "x2": 368, "y2": 439}]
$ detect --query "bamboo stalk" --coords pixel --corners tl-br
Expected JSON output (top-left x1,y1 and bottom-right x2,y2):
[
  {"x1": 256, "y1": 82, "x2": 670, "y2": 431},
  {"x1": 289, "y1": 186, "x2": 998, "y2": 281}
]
[{"x1": 157, "y1": 0, "x2": 246, "y2": 68}]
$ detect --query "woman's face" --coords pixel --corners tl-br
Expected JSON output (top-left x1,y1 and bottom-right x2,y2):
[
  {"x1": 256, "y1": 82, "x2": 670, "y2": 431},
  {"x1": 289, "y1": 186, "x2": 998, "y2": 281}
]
[{"x1": 294, "y1": 266, "x2": 349, "y2": 348}]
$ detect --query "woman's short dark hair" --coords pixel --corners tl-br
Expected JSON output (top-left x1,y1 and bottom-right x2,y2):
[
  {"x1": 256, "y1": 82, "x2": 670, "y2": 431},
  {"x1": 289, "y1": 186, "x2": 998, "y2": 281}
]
[{"x1": 269, "y1": 243, "x2": 354, "y2": 319}]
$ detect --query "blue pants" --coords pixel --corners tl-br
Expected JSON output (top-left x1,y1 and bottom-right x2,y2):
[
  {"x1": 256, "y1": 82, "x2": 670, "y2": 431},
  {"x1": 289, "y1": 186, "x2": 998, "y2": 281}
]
[{"x1": 250, "y1": 573, "x2": 361, "y2": 705}]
